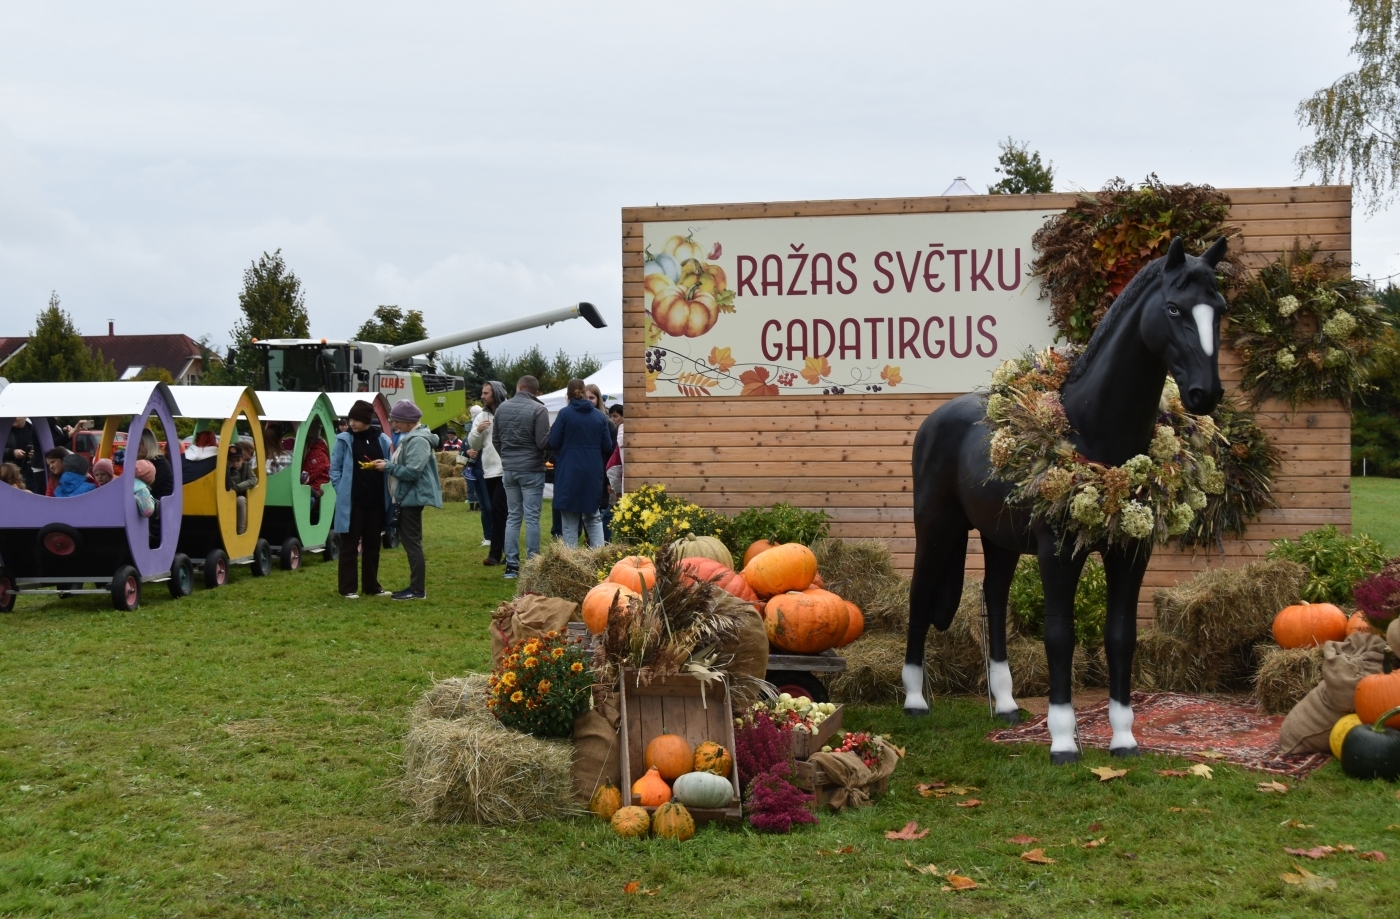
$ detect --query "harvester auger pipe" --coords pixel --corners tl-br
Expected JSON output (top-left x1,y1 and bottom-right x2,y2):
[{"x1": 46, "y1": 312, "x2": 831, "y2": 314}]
[{"x1": 377, "y1": 301, "x2": 606, "y2": 365}]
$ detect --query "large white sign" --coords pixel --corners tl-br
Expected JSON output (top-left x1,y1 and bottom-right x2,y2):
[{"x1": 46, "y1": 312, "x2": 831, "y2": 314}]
[{"x1": 642, "y1": 210, "x2": 1061, "y2": 397}]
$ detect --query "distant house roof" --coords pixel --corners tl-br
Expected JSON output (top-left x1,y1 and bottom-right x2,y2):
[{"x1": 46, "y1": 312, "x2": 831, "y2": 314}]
[{"x1": 0, "y1": 331, "x2": 208, "y2": 381}]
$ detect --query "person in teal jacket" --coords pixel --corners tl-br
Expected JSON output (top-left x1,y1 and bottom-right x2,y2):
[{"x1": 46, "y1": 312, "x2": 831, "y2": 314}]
[
  {"x1": 329, "y1": 400, "x2": 394, "y2": 599},
  {"x1": 373, "y1": 400, "x2": 441, "y2": 600}
]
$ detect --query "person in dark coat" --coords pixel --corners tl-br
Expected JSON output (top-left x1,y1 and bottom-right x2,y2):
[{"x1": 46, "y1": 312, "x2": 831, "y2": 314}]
[
  {"x1": 329, "y1": 400, "x2": 394, "y2": 599},
  {"x1": 548, "y1": 378, "x2": 615, "y2": 549},
  {"x1": 7, "y1": 416, "x2": 68, "y2": 494}
]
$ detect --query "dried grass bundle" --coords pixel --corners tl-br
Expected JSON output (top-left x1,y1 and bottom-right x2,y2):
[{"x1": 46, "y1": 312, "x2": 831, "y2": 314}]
[
  {"x1": 516, "y1": 543, "x2": 630, "y2": 607},
  {"x1": 1132, "y1": 628, "x2": 1210, "y2": 693},
  {"x1": 825, "y1": 632, "x2": 906, "y2": 704},
  {"x1": 812, "y1": 538, "x2": 903, "y2": 617},
  {"x1": 441, "y1": 477, "x2": 467, "y2": 503},
  {"x1": 864, "y1": 578, "x2": 912, "y2": 633},
  {"x1": 1253, "y1": 644, "x2": 1325, "y2": 715},
  {"x1": 401, "y1": 675, "x2": 579, "y2": 825},
  {"x1": 1153, "y1": 559, "x2": 1306, "y2": 649}
]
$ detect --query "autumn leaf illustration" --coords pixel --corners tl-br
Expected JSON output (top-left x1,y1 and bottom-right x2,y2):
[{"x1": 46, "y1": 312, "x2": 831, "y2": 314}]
[
  {"x1": 708, "y1": 346, "x2": 736, "y2": 373},
  {"x1": 739, "y1": 366, "x2": 780, "y2": 397},
  {"x1": 800, "y1": 355, "x2": 831, "y2": 385},
  {"x1": 645, "y1": 370, "x2": 658, "y2": 393},
  {"x1": 644, "y1": 317, "x2": 663, "y2": 346},
  {"x1": 881, "y1": 364, "x2": 903, "y2": 387}
]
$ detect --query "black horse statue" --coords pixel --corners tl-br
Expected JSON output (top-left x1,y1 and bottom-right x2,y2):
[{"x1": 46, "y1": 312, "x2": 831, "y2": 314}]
[{"x1": 904, "y1": 236, "x2": 1229, "y2": 764}]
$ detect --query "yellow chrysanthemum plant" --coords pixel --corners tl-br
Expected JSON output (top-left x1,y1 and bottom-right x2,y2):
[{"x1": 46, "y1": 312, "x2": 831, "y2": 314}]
[
  {"x1": 609, "y1": 482, "x2": 728, "y2": 555},
  {"x1": 486, "y1": 630, "x2": 593, "y2": 737},
  {"x1": 986, "y1": 345, "x2": 1274, "y2": 553}
]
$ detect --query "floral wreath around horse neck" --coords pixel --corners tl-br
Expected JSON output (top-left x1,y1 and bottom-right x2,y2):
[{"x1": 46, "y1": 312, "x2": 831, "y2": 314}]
[{"x1": 985, "y1": 346, "x2": 1227, "y2": 552}]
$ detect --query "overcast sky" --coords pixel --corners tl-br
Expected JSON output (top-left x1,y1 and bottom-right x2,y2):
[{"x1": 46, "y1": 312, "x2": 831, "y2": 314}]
[{"x1": 0, "y1": 1, "x2": 1387, "y2": 366}]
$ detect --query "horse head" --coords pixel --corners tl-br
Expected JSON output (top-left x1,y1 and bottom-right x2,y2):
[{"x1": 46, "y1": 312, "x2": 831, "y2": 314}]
[{"x1": 1142, "y1": 236, "x2": 1229, "y2": 415}]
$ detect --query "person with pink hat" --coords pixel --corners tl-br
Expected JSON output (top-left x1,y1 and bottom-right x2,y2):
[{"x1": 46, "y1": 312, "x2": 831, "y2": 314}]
[
  {"x1": 132, "y1": 459, "x2": 157, "y2": 518},
  {"x1": 91, "y1": 458, "x2": 116, "y2": 487}
]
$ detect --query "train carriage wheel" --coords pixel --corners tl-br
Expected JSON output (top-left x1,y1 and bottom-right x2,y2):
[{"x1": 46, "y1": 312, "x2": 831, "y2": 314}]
[
  {"x1": 322, "y1": 533, "x2": 339, "y2": 562},
  {"x1": 204, "y1": 549, "x2": 229, "y2": 589},
  {"x1": 0, "y1": 569, "x2": 15, "y2": 613},
  {"x1": 168, "y1": 554, "x2": 194, "y2": 599},
  {"x1": 110, "y1": 566, "x2": 141, "y2": 612},
  {"x1": 251, "y1": 539, "x2": 272, "y2": 577},
  {"x1": 279, "y1": 537, "x2": 302, "y2": 571}
]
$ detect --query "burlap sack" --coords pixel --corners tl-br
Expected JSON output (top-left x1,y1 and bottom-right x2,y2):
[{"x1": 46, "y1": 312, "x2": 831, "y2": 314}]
[
  {"x1": 1278, "y1": 631, "x2": 1386, "y2": 754},
  {"x1": 721, "y1": 605, "x2": 770, "y2": 706},
  {"x1": 804, "y1": 738, "x2": 900, "y2": 811},
  {"x1": 490, "y1": 595, "x2": 581, "y2": 667},
  {"x1": 1389, "y1": 618, "x2": 1400, "y2": 658},
  {"x1": 571, "y1": 692, "x2": 621, "y2": 802}
]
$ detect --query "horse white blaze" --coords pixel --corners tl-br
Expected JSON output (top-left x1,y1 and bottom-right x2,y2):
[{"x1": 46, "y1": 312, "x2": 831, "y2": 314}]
[
  {"x1": 988, "y1": 659, "x2": 1017, "y2": 715},
  {"x1": 902, "y1": 663, "x2": 928, "y2": 712},
  {"x1": 1047, "y1": 703, "x2": 1078, "y2": 754},
  {"x1": 1192, "y1": 304, "x2": 1215, "y2": 357},
  {"x1": 1109, "y1": 699, "x2": 1137, "y2": 750}
]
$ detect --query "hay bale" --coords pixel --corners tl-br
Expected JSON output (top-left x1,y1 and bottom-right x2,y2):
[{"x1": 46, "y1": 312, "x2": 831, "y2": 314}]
[
  {"x1": 826, "y1": 632, "x2": 905, "y2": 704},
  {"x1": 1253, "y1": 644, "x2": 1325, "y2": 715},
  {"x1": 1153, "y1": 559, "x2": 1307, "y2": 648},
  {"x1": 864, "y1": 577, "x2": 912, "y2": 632},
  {"x1": 441, "y1": 477, "x2": 467, "y2": 503},
  {"x1": 1132, "y1": 628, "x2": 1209, "y2": 692},
  {"x1": 812, "y1": 538, "x2": 903, "y2": 617},
  {"x1": 516, "y1": 543, "x2": 626, "y2": 606},
  {"x1": 401, "y1": 674, "x2": 580, "y2": 825}
]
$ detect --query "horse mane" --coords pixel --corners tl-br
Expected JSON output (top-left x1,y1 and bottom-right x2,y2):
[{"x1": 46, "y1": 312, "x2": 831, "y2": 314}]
[{"x1": 1064, "y1": 257, "x2": 1165, "y2": 385}]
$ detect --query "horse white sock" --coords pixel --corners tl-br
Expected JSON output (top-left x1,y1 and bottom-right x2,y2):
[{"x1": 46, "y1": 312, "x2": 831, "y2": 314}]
[
  {"x1": 902, "y1": 663, "x2": 928, "y2": 712},
  {"x1": 1109, "y1": 699, "x2": 1136, "y2": 750},
  {"x1": 1047, "y1": 703, "x2": 1078, "y2": 754},
  {"x1": 988, "y1": 659, "x2": 1017, "y2": 715}
]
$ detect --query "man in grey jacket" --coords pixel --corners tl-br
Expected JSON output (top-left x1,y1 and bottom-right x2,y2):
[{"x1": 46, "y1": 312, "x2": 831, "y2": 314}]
[{"x1": 491, "y1": 375, "x2": 550, "y2": 578}]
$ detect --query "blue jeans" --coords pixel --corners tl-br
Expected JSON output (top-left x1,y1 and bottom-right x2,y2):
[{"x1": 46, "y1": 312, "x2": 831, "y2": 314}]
[
  {"x1": 560, "y1": 510, "x2": 604, "y2": 549},
  {"x1": 503, "y1": 469, "x2": 545, "y2": 570}
]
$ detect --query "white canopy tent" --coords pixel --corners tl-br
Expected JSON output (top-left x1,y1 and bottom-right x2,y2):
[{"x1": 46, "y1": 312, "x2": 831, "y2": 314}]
[{"x1": 539, "y1": 359, "x2": 623, "y2": 424}]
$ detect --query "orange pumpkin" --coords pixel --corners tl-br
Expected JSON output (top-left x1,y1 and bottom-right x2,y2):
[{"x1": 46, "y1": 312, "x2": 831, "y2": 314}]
[
  {"x1": 611, "y1": 805, "x2": 651, "y2": 837},
  {"x1": 764, "y1": 589, "x2": 850, "y2": 654},
  {"x1": 811, "y1": 572, "x2": 826, "y2": 590},
  {"x1": 1347, "y1": 610, "x2": 1375, "y2": 636},
  {"x1": 743, "y1": 540, "x2": 777, "y2": 568},
  {"x1": 631, "y1": 766, "x2": 673, "y2": 806},
  {"x1": 1355, "y1": 670, "x2": 1400, "y2": 729},
  {"x1": 645, "y1": 734, "x2": 694, "y2": 781},
  {"x1": 582, "y1": 583, "x2": 639, "y2": 634},
  {"x1": 680, "y1": 557, "x2": 758, "y2": 603},
  {"x1": 692, "y1": 741, "x2": 732, "y2": 776},
  {"x1": 743, "y1": 544, "x2": 818, "y2": 598},
  {"x1": 1272, "y1": 601, "x2": 1348, "y2": 649},
  {"x1": 838, "y1": 600, "x2": 865, "y2": 647},
  {"x1": 608, "y1": 556, "x2": 657, "y2": 593}
]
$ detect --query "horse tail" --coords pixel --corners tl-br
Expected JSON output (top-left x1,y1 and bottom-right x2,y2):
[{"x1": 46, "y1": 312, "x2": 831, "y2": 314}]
[{"x1": 907, "y1": 408, "x2": 973, "y2": 663}]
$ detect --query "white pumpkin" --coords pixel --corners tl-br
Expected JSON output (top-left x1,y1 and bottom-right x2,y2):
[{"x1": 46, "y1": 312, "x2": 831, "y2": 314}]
[
  {"x1": 669, "y1": 533, "x2": 734, "y2": 570},
  {"x1": 672, "y1": 770, "x2": 733, "y2": 809}
]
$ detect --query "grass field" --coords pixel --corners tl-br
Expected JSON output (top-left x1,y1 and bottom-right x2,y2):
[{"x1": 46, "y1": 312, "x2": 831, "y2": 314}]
[
  {"x1": 1352, "y1": 475, "x2": 1400, "y2": 554},
  {"x1": 3, "y1": 501, "x2": 1400, "y2": 918}
]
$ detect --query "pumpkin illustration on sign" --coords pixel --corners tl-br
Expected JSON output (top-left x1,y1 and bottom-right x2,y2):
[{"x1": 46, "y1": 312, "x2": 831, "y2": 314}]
[{"x1": 644, "y1": 234, "x2": 734, "y2": 339}]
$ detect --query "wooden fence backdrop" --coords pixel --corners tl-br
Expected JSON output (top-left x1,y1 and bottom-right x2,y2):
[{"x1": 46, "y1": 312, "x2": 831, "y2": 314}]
[{"x1": 621, "y1": 186, "x2": 1352, "y2": 623}]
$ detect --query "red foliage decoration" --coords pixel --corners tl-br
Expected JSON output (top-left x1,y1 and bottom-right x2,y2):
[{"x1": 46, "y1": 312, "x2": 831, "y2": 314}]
[
  {"x1": 746, "y1": 762, "x2": 817, "y2": 834},
  {"x1": 734, "y1": 710, "x2": 793, "y2": 790},
  {"x1": 1353, "y1": 573, "x2": 1400, "y2": 625}
]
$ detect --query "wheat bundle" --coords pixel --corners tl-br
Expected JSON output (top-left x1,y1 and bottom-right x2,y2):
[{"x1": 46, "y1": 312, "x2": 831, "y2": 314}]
[
  {"x1": 401, "y1": 675, "x2": 580, "y2": 825},
  {"x1": 1253, "y1": 644, "x2": 1325, "y2": 715}
]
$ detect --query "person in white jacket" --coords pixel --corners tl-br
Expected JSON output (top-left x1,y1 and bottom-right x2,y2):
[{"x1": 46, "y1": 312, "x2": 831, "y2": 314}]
[{"x1": 468, "y1": 380, "x2": 508, "y2": 565}]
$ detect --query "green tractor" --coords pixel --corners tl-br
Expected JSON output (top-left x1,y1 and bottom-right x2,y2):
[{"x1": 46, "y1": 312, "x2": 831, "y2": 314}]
[{"x1": 249, "y1": 302, "x2": 606, "y2": 430}]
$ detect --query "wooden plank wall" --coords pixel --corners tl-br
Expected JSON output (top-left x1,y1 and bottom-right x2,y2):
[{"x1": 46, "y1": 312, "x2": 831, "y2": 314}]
[{"x1": 621, "y1": 187, "x2": 1352, "y2": 623}]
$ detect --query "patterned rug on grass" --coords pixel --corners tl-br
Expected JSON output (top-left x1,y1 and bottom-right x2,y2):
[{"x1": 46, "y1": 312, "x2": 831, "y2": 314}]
[{"x1": 985, "y1": 691, "x2": 1330, "y2": 778}]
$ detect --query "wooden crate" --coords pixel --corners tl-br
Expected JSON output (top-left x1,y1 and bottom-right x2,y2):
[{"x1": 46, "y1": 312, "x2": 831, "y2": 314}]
[
  {"x1": 617, "y1": 671, "x2": 742, "y2": 825},
  {"x1": 791, "y1": 759, "x2": 890, "y2": 811},
  {"x1": 788, "y1": 705, "x2": 844, "y2": 761}
]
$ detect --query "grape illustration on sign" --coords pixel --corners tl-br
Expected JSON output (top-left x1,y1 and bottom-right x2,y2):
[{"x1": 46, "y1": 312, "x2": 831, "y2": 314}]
[{"x1": 642, "y1": 211, "x2": 1061, "y2": 397}]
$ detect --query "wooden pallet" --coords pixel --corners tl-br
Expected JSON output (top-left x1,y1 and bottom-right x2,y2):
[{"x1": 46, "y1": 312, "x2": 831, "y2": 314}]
[{"x1": 617, "y1": 671, "x2": 742, "y2": 825}]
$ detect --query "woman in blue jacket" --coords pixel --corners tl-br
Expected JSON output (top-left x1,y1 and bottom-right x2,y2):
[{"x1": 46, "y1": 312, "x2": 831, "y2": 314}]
[
  {"x1": 329, "y1": 400, "x2": 394, "y2": 599},
  {"x1": 548, "y1": 378, "x2": 615, "y2": 549}
]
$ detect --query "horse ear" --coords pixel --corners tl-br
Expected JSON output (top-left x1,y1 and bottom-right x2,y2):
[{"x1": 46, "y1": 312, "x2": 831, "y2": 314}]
[
  {"x1": 1202, "y1": 236, "x2": 1228, "y2": 267},
  {"x1": 1165, "y1": 237, "x2": 1185, "y2": 271}
]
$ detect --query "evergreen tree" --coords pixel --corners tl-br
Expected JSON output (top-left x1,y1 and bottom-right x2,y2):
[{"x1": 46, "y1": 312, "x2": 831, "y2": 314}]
[
  {"x1": 1353, "y1": 283, "x2": 1400, "y2": 475},
  {"x1": 220, "y1": 250, "x2": 309, "y2": 386},
  {"x1": 460, "y1": 343, "x2": 497, "y2": 393},
  {"x1": 355, "y1": 305, "x2": 429, "y2": 347},
  {"x1": 4, "y1": 292, "x2": 115, "y2": 383},
  {"x1": 987, "y1": 138, "x2": 1055, "y2": 195}
]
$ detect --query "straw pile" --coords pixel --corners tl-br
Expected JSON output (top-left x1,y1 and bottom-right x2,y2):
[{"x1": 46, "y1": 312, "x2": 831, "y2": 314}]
[
  {"x1": 813, "y1": 538, "x2": 904, "y2": 623},
  {"x1": 1136, "y1": 559, "x2": 1308, "y2": 692},
  {"x1": 401, "y1": 675, "x2": 580, "y2": 825},
  {"x1": 516, "y1": 542, "x2": 631, "y2": 607},
  {"x1": 827, "y1": 579, "x2": 1093, "y2": 703},
  {"x1": 1253, "y1": 644, "x2": 1325, "y2": 715},
  {"x1": 442, "y1": 477, "x2": 467, "y2": 503}
]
